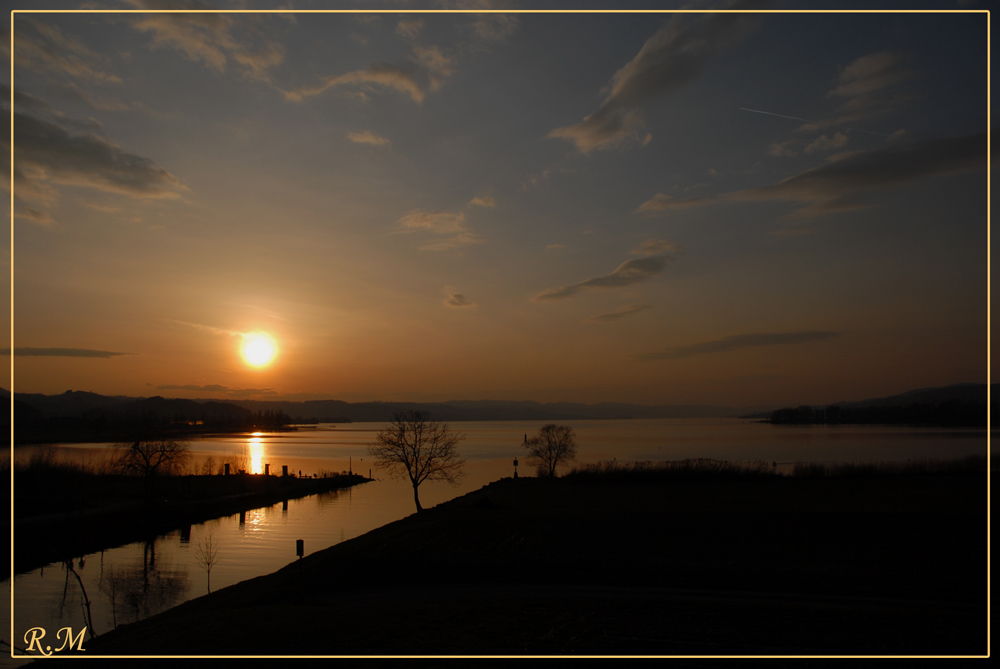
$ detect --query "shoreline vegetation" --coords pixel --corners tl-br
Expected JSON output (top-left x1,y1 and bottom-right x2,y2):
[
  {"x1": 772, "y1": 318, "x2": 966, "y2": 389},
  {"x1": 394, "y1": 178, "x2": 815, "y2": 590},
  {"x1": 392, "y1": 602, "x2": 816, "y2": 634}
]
[{"x1": 12, "y1": 454, "x2": 988, "y2": 658}]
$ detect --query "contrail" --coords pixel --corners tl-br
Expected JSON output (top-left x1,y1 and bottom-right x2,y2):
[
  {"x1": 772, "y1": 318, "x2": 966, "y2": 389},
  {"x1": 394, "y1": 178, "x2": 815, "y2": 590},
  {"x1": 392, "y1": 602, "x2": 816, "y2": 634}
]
[
  {"x1": 740, "y1": 108, "x2": 812, "y2": 123},
  {"x1": 739, "y1": 107, "x2": 893, "y2": 138}
]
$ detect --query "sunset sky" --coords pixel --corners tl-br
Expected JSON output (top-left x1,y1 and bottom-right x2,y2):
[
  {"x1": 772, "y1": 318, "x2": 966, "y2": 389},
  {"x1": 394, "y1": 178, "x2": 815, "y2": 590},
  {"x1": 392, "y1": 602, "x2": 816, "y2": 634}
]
[{"x1": 2, "y1": 2, "x2": 990, "y2": 408}]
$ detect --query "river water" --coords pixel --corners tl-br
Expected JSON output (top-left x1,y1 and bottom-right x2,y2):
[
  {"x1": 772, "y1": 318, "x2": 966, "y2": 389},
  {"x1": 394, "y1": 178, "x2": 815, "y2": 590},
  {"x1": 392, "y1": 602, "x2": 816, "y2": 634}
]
[{"x1": 5, "y1": 418, "x2": 988, "y2": 661}]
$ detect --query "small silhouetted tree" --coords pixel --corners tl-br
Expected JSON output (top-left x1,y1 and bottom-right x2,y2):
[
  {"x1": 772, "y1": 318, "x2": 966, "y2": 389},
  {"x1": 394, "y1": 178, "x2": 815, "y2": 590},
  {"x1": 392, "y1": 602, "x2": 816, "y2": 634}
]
[
  {"x1": 98, "y1": 564, "x2": 125, "y2": 629},
  {"x1": 525, "y1": 424, "x2": 577, "y2": 477},
  {"x1": 368, "y1": 411, "x2": 465, "y2": 512},
  {"x1": 195, "y1": 532, "x2": 221, "y2": 594}
]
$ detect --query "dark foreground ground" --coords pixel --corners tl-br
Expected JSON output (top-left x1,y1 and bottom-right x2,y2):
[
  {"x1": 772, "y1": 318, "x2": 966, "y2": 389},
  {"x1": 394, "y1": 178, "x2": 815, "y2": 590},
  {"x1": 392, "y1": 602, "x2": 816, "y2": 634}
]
[{"x1": 35, "y1": 471, "x2": 988, "y2": 660}]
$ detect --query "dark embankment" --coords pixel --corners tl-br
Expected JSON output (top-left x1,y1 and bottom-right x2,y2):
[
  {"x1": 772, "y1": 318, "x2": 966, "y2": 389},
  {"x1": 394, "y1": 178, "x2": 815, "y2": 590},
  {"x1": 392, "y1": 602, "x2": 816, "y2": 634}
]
[
  {"x1": 13, "y1": 471, "x2": 370, "y2": 575},
  {"x1": 67, "y1": 459, "x2": 986, "y2": 658}
]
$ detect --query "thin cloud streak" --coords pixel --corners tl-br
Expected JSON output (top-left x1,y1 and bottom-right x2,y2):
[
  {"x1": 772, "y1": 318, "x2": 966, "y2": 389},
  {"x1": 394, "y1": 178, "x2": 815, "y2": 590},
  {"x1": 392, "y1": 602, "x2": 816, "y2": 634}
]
[
  {"x1": 635, "y1": 132, "x2": 985, "y2": 218},
  {"x1": 283, "y1": 63, "x2": 425, "y2": 103},
  {"x1": 587, "y1": 304, "x2": 652, "y2": 323},
  {"x1": 347, "y1": 130, "x2": 391, "y2": 146},
  {"x1": 633, "y1": 331, "x2": 842, "y2": 361},
  {"x1": 4, "y1": 347, "x2": 127, "y2": 358},
  {"x1": 9, "y1": 110, "x2": 186, "y2": 210},
  {"x1": 444, "y1": 291, "x2": 476, "y2": 308},
  {"x1": 535, "y1": 256, "x2": 667, "y2": 301}
]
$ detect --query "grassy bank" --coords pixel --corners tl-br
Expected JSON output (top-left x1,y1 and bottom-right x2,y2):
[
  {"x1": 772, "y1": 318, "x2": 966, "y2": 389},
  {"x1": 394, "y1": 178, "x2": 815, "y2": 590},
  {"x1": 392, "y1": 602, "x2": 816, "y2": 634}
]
[{"x1": 57, "y1": 457, "x2": 987, "y2": 659}]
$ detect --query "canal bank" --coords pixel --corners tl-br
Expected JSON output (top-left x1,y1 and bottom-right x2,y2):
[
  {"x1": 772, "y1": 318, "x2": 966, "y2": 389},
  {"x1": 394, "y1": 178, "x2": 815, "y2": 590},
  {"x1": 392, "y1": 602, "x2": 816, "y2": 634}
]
[{"x1": 14, "y1": 473, "x2": 371, "y2": 575}]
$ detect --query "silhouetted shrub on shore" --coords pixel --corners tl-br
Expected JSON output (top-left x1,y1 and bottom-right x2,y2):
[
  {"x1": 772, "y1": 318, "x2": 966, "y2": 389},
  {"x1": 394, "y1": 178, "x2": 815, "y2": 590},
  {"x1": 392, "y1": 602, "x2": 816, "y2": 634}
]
[
  {"x1": 11, "y1": 444, "x2": 116, "y2": 476},
  {"x1": 565, "y1": 458, "x2": 779, "y2": 481},
  {"x1": 792, "y1": 454, "x2": 986, "y2": 478}
]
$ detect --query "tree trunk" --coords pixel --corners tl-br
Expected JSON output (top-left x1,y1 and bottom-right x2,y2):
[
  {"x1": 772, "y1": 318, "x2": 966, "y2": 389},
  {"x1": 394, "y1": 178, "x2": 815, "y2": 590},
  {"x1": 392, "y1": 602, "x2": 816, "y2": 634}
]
[{"x1": 413, "y1": 484, "x2": 423, "y2": 513}]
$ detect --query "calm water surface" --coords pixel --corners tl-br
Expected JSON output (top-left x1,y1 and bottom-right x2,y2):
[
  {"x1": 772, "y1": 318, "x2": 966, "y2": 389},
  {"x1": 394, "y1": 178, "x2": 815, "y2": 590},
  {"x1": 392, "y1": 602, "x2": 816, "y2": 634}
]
[{"x1": 6, "y1": 419, "x2": 987, "y2": 662}]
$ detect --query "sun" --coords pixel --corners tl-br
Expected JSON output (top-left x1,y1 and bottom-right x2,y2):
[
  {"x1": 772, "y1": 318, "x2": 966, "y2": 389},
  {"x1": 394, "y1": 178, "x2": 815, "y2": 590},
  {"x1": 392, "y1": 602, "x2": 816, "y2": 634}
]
[{"x1": 240, "y1": 332, "x2": 278, "y2": 368}]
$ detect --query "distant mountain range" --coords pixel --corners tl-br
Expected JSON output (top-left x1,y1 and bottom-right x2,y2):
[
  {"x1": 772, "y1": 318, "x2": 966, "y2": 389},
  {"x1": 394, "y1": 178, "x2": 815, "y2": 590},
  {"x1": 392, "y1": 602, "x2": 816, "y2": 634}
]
[
  {"x1": 833, "y1": 383, "x2": 989, "y2": 408},
  {"x1": 3, "y1": 389, "x2": 766, "y2": 423},
  {"x1": 1, "y1": 383, "x2": 991, "y2": 424},
  {"x1": 741, "y1": 382, "x2": 991, "y2": 425}
]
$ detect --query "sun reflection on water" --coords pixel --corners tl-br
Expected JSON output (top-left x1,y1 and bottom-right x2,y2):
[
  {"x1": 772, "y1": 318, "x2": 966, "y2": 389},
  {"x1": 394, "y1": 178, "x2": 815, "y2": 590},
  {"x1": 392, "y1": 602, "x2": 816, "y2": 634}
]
[{"x1": 249, "y1": 435, "x2": 264, "y2": 475}]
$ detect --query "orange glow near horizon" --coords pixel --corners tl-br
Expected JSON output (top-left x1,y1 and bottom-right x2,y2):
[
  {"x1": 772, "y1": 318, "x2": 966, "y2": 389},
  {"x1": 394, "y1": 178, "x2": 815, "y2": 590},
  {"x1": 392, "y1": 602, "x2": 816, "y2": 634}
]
[{"x1": 240, "y1": 332, "x2": 278, "y2": 369}]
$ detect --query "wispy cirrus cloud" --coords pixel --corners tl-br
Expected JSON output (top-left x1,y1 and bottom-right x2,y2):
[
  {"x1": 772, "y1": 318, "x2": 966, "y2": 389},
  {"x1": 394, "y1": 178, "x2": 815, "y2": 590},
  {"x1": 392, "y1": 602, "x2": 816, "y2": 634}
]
[
  {"x1": 13, "y1": 17, "x2": 122, "y2": 84},
  {"x1": 548, "y1": 3, "x2": 761, "y2": 153},
  {"x1": 535, "y1": 238, "x2": 680, "y2": 301},
  {"x1": 8, "y1": 110, "x2": 186, "y2": 205},
  {"x1": 635, "y1": 132, "x2": 985, "y2": 218},
  {"x1": 399, "y1": 210, "x2": 467, "y2": 234},
  {"x1": 283, "y1": 62, "x2": 425, "y2": 103},
  {"x1": 397, "y1": 210, "x2": 485, "y2": 251},
  {"x1": 769, "y1": 140, "x2": 797, "y2": 158},
  {"x1": 587, "y1": 304, "x2": 651, "y2": 323},
  {"x1": 13, "y1": 207, "x2": 54, "y2": 226},
  {"x1": 3, "y1": 347, "x2": 127, "y2": 358},
  {"x1": 444, "y1": 290, "x2": 476, "y2": 308},
  {"x1": 124, "y1": 0, "x2": 285, "y2": 84},
  {"x1": 535, "y1": 257, "x2": 667, "y2": 302},
  {"x1": 468, "y1": 195, "x2": 495, "y2": 208},
  {"x1": 396, "y1": 18, "x2": 424, "y2": 39},
  {"x1": 410, "y1": 44, "x2": 455, "y2": 91},
  {"x1": 804, "y1": 131, "x2": 849, "y2": 154},
  {"x1": 172, "y1": 321, "x2": 244, "y2": 339},
  {"x1": 438, "y1": 0, "x2": 520, "y2": 44},
  {"x1": 347, "y1": 130, "x2": 391, "y2": 146},
  {"x1": 827, "y1": 51, "x2": 914, "y2": 117},
  {"x1": 783, "y1": 51, "x2": 914, "y2": 139},
  {"x1": 633, "y1": 331, "x2": 841, "y2": 361}
]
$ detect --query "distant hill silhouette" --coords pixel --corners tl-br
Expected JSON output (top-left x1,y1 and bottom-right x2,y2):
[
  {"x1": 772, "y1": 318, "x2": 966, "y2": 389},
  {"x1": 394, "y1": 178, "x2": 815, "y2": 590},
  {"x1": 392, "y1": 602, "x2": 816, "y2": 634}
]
[
  {"x1": 5, "y1": 389, "x2": 134, "y2": 419},
  {"x1": 85, "y1": 396, "x2": 254, "y2": 427},
  {"x1": 221, "y1": 398, "x2": 751, "y2": 423},
  {"x1": 835, "y1": 383, "x2": 990, "y2": 408},
  {"x1": 764, "y1": 383, "x2": 991, "y2": 426},
  {"x1": 6, "y1": 391, "x2": 290, "y2": 444},
  {"x1": 4, "y1": 382, "x2": 991, "y2": 433}
]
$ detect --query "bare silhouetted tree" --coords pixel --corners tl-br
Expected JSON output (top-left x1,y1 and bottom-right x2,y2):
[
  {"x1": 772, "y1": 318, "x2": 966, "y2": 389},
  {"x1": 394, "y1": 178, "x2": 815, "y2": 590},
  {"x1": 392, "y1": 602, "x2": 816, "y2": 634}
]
[
  {"x1": 368, "y1": 411, "x2": 465, "y2": 512},
  {"x1": 524, "y1": 424, "x2": 577, "y2": 477},
  {"x1": 98, "y1": 564, "x2": 125, "y2": 629},
  {"x1": 195, "y1": 532, "x2": 221, "y2": 593},
  {"x1": 111, "y1": 438, "x2": 190, "y2": 478}
]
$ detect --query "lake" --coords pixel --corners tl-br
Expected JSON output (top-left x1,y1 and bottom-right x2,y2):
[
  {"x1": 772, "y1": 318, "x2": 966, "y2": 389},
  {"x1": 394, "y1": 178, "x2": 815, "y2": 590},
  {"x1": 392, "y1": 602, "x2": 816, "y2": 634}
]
[{"x1": 5, "y1": 418, "x2": 988, "y2": 662}]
